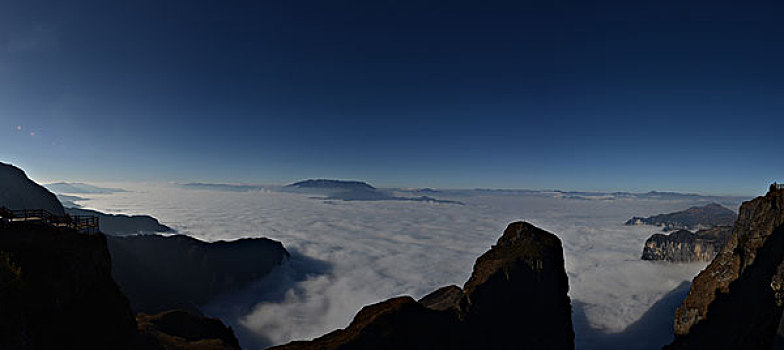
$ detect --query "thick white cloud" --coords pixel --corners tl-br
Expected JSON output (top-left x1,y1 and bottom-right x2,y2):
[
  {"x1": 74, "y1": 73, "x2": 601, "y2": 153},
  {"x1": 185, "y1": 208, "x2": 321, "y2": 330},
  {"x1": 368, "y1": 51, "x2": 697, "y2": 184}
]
[{"x1": 80, "y1": 184, "x2": 741, "y2": 349}]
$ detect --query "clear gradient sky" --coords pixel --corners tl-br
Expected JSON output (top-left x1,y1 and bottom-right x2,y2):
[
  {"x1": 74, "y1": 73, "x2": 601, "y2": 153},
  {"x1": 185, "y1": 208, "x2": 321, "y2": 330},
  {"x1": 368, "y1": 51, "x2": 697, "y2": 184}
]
[{"x1": 1, "y1": 0, "x2": 782, "y2": 195}]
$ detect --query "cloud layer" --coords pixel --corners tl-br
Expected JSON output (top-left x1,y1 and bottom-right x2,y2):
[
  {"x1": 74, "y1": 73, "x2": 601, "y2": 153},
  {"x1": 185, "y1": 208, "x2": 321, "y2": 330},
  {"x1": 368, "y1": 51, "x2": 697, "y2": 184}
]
[{"x1": 80, "y1": 184, "x2": 742, "y2": 349}]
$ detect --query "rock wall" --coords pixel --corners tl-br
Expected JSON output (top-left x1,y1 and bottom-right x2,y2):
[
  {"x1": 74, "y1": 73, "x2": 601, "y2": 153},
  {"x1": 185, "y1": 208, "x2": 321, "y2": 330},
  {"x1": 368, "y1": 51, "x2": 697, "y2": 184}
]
[
  {"x1": 0, "y1": 221, "x2": 137, "y2": 349},
  {"x1": 667, "y1": 186, "x2": 784, "y2": 349},
  {"x1": 641, "y1": 226, "x2": 732, "y2": 263},
  {"x1": 107, "y1": 234, "x2": 289, "y2": 313}
]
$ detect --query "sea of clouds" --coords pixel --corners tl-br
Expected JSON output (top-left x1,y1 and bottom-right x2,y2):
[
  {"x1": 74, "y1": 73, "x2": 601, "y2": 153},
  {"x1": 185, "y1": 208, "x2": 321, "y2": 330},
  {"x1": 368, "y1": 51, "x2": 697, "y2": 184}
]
[{"x1": 75, "y1": 184, "x2": 746, "y2": 350}]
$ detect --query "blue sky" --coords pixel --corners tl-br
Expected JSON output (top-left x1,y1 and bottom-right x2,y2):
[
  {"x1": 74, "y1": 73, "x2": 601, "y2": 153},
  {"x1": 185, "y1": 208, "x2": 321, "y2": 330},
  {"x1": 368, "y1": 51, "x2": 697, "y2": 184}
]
[{"x1": 1, "y1": 0, "x2": 782, "y2": 195}]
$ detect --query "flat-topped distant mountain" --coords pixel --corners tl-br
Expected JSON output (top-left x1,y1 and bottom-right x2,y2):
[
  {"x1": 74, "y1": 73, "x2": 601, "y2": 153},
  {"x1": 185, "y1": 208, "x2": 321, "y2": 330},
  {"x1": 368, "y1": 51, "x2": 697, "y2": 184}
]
[
  {"x1": 285, "y1": 179, "x2": 463, "y2": 204},
  {"x1": 0, "y1": 162, "x2": 64, "y2": 215},
  {"x1": 285, "y1": 179, "x2": 376, "y2": 191},
  {"x1": 45, "y1": 182, "x2": 126, "y2": 194},
  {"x1": 626, "y1": 203, "x2": 737, "y2": 231}
]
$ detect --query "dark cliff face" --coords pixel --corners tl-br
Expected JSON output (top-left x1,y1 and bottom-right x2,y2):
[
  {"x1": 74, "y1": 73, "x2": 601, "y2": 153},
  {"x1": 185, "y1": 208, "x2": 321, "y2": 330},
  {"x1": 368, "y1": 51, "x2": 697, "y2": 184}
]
[
  {"x1": 667, "y1": 186, "x2": 784, "y2": 349},
  {"x1": 625, "y1": 203, "x2": 736, "y2": 231},
  {"x1": 0, "y1": 165, "x2": 245, "y2": 349},
  {"x1": 107, "y1": 234, "x2": 289, "y2": 313},
  {"x1": 0, "y1": 162, "x2": 64, "y2": 215},
  {"x1": 0, "y1": 222, "x2": 137, "y2": 349},
  {"x1": 270, "y1": 221, "x2": 574, "y2": 350},
  {"x1": 641, "y1": 226, "x2": 732, "y2": 263},
  {"x1": 0, "y1": 222, "x2": 247, "y2": 350}
]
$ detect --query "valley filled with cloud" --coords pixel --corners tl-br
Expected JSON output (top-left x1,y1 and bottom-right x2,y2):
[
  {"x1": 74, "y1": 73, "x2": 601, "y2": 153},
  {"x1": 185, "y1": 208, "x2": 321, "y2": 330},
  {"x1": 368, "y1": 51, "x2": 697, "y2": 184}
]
[{"x1": 75, "y1": 184, "x2": 744, "y2": 349}]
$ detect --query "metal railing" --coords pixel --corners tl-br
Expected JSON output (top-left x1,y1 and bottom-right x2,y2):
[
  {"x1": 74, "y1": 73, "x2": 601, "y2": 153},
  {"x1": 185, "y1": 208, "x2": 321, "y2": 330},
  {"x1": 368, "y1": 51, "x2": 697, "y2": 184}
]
[{"x1": 0, "y1": 208, "x2": 99, "y2": 234}]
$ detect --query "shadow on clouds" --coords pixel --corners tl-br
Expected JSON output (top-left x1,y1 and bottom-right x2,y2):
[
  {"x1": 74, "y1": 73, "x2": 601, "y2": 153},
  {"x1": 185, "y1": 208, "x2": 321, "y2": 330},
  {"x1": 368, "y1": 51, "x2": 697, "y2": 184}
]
[
  {"x1": 574, "y1": 281, "x2": 691, "y2": 350},
  {"x1": 202, "y1": 250, "x2": 332, "y2": 350}
]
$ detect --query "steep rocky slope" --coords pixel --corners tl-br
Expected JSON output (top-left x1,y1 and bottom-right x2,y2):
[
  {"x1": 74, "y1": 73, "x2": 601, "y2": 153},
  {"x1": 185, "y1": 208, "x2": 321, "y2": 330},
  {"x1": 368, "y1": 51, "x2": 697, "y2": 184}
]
[
  {"x1": 107, "y1": 234, "x2": 289, "y2": 313},
  {"x1": 666, "y1": 185, "x2": 784, "y2": 349},
  {"x1": 0, "y1": 163, "x2": 247, "y2": 349},
  {"x1": 641, "y1": 226, "x2": 732, "y2": 262},
  {"x1": 270, "y1": 221, "x2": 574, "y2": 350},
  {"x1": 625, "y1": 203, "x2": 736, "y2": 231},
  {"x1": 0, "y1": 162, "x2": 64, "y2": 215},
  {"x1": 0, "y1": 221, "x2": 246, "y2": 350}
]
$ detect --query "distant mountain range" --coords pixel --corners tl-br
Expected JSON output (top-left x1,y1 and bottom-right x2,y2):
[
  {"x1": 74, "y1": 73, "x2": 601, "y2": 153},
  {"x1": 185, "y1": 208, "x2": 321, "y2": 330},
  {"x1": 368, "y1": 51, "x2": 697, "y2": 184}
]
[
  {"x1": 180, "y1": 183, "x2": 266, "y2": 192},
  {"x1": 44, "y1": 182, "x2": 126, "y2": 194},
  {"x1": 626, "y1": 203, "x2": 737, "y2": 231}
]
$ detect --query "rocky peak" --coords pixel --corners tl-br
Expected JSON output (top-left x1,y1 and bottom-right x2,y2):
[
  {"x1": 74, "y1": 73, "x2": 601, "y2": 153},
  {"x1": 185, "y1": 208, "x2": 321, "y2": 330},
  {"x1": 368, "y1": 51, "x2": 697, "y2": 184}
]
[
  {"x1": 667, "y1": 185, "x2": 784, "y2": 349},
  {"x1": 464, "y1": 221, "x2": 561, "y2": 296},
  {"x1": 270, "y1": 221, "x2": 574, "y2": 349}
]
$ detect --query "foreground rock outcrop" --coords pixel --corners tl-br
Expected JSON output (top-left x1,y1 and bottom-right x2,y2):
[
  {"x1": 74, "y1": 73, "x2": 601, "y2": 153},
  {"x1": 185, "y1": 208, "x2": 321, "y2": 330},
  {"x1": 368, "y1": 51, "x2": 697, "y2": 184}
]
[
  {"x1": 136, "y1": 309, "x2": 241, "y2": 350},
  {"x1": 0, "y1": 221, "x2": 246, "y2": 350},
  {"x1": 108, "y1": 234, "x2": 289, "y2": 313},
  {"x1": 271, "y1": 221, "x2": 574, "y2": 350},
  {"x1": 641, "y1": 226, "x2": 732, "y2": 262},
  {"x1": 666, "y1": 185, "x2": 784, "y2": 349},
  {"x1": 0, "y1": 162, "x2": 64, "y2": 215},
  {"x1": 0, "y1": 221, "x2": 138, "y2": 349},
  {"x1": 626, "y1": 203, "x2": 736, "y2": 231}
]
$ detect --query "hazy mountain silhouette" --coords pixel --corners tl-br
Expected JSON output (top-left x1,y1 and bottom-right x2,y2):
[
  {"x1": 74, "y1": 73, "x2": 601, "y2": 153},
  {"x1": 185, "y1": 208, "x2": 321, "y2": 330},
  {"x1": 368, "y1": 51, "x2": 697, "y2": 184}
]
[
  {"x1": 45, "y1": 182, "x2": 126, "y2": 194},
  {"x1": 0, "y1": 162, "x2": 64, "y2": 215}
]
